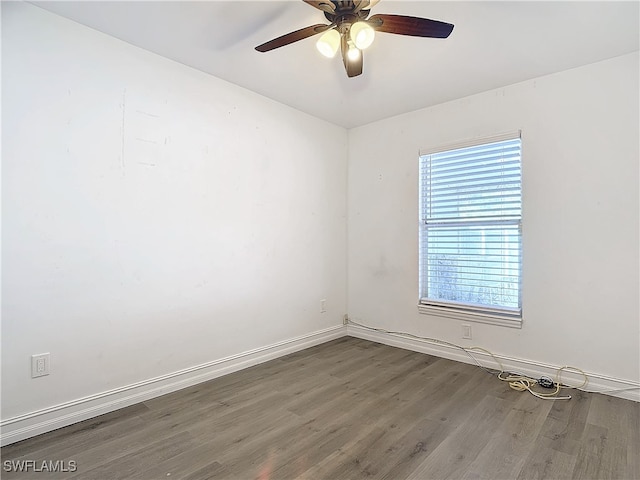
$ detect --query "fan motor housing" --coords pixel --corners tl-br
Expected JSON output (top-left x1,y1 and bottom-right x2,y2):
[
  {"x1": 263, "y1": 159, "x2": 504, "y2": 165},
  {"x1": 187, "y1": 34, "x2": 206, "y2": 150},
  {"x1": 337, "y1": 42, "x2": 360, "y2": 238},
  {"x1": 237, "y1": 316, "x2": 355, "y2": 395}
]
[{"x1": 325, "y1": 10, "x2": 369, "y2": 24}]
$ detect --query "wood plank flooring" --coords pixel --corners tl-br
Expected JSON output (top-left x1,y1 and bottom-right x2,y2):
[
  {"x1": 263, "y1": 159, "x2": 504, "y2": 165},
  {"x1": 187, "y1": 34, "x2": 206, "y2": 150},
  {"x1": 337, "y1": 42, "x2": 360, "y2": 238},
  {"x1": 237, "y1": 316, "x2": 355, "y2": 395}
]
[{"x1": 2, "y1": 337, "x2": 639, "y2": 479}]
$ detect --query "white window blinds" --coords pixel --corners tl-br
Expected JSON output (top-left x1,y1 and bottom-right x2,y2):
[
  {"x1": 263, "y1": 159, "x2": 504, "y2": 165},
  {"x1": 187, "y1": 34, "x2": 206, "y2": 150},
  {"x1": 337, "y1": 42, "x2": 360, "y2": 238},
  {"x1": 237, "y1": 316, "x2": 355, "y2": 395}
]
[{"x1": 419, "y1": 134, "x2": 522, "y2": 322}]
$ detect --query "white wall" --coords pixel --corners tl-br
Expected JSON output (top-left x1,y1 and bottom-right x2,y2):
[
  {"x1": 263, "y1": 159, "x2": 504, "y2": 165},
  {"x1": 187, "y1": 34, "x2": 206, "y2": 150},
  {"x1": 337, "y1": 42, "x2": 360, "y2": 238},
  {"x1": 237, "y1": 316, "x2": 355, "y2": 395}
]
[
  {"x1": 348, "y1": 52, "x2": 639, "y2": 385},
  {"x1": 2, "y1": 1, "x2": 638, "y2": 442},
  {"x1": 1, "y1": 2, "x2": 347, "y2": 422}
]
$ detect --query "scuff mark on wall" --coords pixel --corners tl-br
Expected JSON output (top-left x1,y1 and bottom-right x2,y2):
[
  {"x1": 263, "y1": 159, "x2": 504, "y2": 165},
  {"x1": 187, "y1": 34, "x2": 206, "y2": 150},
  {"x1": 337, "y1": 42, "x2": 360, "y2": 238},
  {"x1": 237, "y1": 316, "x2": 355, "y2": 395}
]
[
  {"x1": 135, "y1": 137, "x2": 157, "y2": 144},
  {"x1": 136, "y1": 109, "x2": 160, "y2": 118}
]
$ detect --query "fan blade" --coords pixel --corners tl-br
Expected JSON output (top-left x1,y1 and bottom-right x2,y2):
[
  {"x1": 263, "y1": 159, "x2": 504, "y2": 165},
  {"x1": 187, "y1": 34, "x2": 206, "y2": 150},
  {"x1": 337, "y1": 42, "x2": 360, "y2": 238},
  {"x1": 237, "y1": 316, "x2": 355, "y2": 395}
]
[
  {"x1": 255, "y1": 24, "x2": 330, "y2": 52},
  {"x1": 368, "y1": 14, "x2": 454, "y2": 38},
  {"x1": 352, "y1": 0, "x2": 370, "y2": 13},
  {"x1": 341, "y1": 34, "x2": 363, "y2": 77},
  {"x1": 346, "y1": 55, "x2": 363, "y2": 77},
  {"x1": 303, "y1": 0, "x2": 335, "y2": 13}
]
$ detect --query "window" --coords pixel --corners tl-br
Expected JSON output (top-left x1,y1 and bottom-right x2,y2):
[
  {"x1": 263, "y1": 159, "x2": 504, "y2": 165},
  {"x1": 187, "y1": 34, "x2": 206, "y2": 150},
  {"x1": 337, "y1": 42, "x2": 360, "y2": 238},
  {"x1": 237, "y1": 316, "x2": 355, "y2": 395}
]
[{"x1": 418, "y1": 133, "x2": 522, "y2": 327}]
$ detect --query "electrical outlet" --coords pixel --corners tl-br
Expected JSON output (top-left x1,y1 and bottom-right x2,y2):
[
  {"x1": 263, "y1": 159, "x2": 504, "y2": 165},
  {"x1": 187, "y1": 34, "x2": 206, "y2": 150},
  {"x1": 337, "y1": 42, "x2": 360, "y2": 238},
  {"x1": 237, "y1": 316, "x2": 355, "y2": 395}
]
[
  {"x1": 462, "y1": 324, "x2": 472, "y2": 340},
  {"x1": 31, "y1": 353, "x2": 50, "y2": 378},
  {"x1": 320, "y1": 299, "x2": 326, "y2": 313}
]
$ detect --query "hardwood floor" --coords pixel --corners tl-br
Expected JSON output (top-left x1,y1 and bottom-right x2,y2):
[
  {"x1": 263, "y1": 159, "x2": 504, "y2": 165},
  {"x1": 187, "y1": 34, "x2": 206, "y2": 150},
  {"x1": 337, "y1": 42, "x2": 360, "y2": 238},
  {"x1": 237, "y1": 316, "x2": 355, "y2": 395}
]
[{"x1": 2, "y1": 337, "x2": 639, "y2": 479}]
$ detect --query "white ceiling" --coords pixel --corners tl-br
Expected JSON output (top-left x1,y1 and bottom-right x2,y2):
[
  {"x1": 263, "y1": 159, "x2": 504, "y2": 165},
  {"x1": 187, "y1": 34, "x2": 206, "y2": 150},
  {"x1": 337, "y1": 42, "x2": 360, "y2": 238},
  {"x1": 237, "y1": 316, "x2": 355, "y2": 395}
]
[{"x1": 32, "y1": 1, "x2": 639, "y2": 128}]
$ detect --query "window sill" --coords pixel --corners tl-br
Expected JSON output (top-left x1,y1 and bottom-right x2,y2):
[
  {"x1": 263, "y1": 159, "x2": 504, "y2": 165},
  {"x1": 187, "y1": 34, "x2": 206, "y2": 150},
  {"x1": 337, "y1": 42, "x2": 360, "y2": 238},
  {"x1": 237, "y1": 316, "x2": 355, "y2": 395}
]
[{"x1": 417, "y1": 303, "x2": 522, "y2": 329}]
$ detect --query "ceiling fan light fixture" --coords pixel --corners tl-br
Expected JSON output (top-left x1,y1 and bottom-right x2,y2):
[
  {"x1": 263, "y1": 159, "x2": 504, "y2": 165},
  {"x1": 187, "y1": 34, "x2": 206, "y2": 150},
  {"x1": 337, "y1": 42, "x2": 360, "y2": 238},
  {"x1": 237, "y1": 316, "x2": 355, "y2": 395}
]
[
  {"x1": 255, "y1": 1, "x2": 455, "y2": 78},
  {"x1": 350, "y1": 21, "x2": 375, "y2": 50},
  {"x1": 346, "y1": 41, "x2": 361, "y2": 61},
  {"x1": 316, "y1": 29, "x2": 340, "y2": 58}
]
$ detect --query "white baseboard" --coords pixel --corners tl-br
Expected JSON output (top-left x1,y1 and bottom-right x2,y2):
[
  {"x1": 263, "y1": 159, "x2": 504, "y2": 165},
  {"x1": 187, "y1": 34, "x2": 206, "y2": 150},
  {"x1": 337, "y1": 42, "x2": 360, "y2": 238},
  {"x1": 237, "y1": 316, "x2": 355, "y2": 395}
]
[
  {"x1": 0, "y1": 325, "x2": 347, "y2": 446},
  {"x1": 4, "y1": 322, "x2": 638, "y2": 446},
  {"x1": 347, "y1": 324, "x2": 640, "y2": 403}
]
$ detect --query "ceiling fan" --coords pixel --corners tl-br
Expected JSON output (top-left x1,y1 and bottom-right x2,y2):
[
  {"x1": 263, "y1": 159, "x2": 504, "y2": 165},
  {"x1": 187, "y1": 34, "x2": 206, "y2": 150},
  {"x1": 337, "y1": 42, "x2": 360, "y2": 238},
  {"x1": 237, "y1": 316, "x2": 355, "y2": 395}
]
[{"x1": 255, "y1": 0, "x2": 454, "y2": 78}]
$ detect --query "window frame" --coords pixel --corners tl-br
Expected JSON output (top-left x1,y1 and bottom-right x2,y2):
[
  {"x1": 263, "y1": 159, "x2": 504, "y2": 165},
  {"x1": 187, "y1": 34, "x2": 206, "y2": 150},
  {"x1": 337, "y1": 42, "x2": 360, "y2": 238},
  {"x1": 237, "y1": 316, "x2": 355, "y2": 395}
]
[{"x1": 417, "y1": 132, "x2": 523, "y2": 328}]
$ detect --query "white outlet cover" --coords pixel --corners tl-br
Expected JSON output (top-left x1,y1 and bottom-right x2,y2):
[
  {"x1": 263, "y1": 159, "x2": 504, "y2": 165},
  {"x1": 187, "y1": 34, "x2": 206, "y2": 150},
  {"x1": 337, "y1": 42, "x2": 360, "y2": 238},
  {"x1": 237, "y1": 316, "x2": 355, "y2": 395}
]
[
  {"x1": 462, "y1": 324, "x2": 472, "y2": 340},
  {"x1": 31, "y1": 353, "x2": 50, "y2": 378}
]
